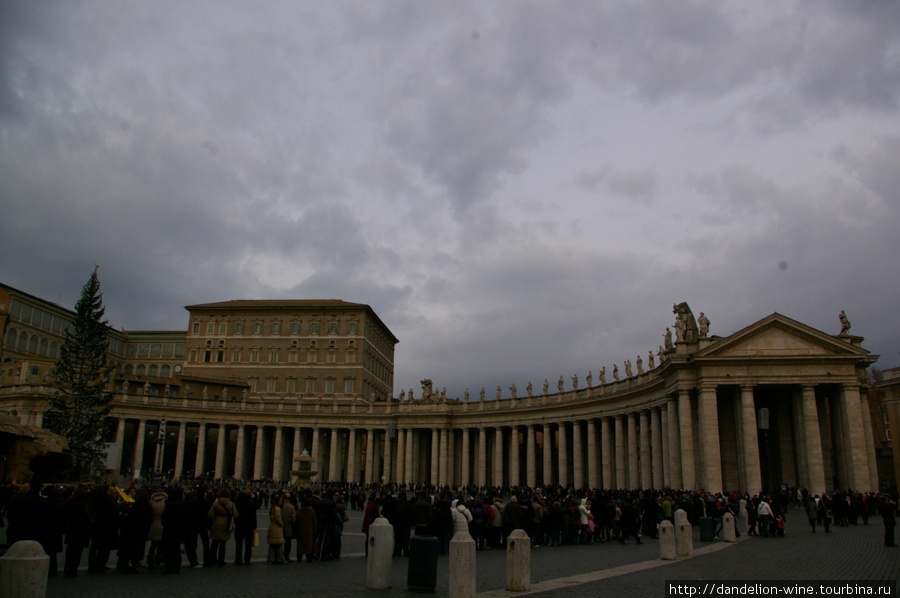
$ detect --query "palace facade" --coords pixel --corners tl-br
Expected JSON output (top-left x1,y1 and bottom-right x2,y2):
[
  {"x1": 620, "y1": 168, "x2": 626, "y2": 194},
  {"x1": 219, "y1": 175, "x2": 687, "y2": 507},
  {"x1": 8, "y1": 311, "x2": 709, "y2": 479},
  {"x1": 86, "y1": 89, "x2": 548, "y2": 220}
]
[{"x1": 0, "y1": 281, "x2": 890, "y2": 494}]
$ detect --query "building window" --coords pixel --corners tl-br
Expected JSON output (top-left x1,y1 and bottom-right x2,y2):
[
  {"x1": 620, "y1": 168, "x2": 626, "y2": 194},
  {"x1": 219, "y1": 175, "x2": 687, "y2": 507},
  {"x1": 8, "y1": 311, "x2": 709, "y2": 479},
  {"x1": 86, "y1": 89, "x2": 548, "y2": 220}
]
[
  {"x1": 329, "y1": 340, "x2": 336, "y2": 347},
  {"x1": 20, "y1": 304, "x2": 31, "y2": 322},
  {"x1": 269, "y1": 349, "x2": 279, "y2": 362},
  {"x1": 219, "y1": 323, "x2": 227, "y2": 335},
  {"x1": 248, "y1": 378, "x2": 257, "y2": 392},
  {"x1": 4, "y1": 327, "x2": 15, "y2": 349},
  {"x1": 160, "y1": 364, "x2": 170, "y2": 377},
  {"x1": 136, "y1": 364, "x2": 146, "y2": 376},
  {"x1": 286, "y1": 378, "x2": 296, "y2": 394},
  {"x1": 325, "y1": 379, "x2": 334, "y2": 394},
  {"x1": 288, "y1": 351, "x2": 298, "y2": 363},
  {"x1": 347, "y1": 350, "x2": 356, "y2": 363},
  {"x1": 327, "y1": 351, "x2": 336, "y2": 363},
  {"x1": 192, "y1": 322, "x2": 200, "y2": 334},
  {"x1": 272, "y1": 323, "x2": 281, "y2": 335},
  {"x1": 148, "y1": 364, "x2": 158, "y2": 376},
  {"x1": 344, "y1": 379, "x2": 354, "y2": 394},
  {"x1": 206, "y1": 323, "x2": 215, "y2": 334},
  {"x1": 204, "y1": 350, "x2": 212, "y2": 362},
  {"x1": 348, "y1": 322, "x2": 357, "y2": 334},
  {"x1": 250, "y1": 349, "x2": 260, "y2": 362},
  {"x1": 49, "y1": 341, "x2": 58, "y2": 358},
  {"x1": 328, "y1": 322, "x2": 338, "y2": 334},
  {"x1": 231, "y1": 348, "x2": 241, "y2": 362},
  {"x1": 17, "y1": 331, "x2": 27, "y2": 350},
  {"x1": 309, "y1": 322, "x2": 319, "y2": 334},
  {"x1": 234, "y1": 322, "x2": 243, "y2": 334},
  {"x1": 290, "y1": 323, "x2": 300, "y2": 334},
  {"x1": 305, "y1": 379, "x2": 316, "y2": 393},
  {"x1": 189, "y1": 349, "x2": 197, "y2": 362},
  {"x1": 39, "y1": 338, "x2": 48, "y2": 356},
  {"x1": 253, "y1": 322, "x2": 262, "y2": 334},
  {"x1": 30, "y1": 365, "x2": 40, "y2": 376},
  {"x1": 307, "y1": 350, "x2": 317, "y2": 363},
  {"x1": 266, "y1": 378, "x2": 277, "y2": 393},
  {"x1": 217, "y1": 350, "x2": 224, "y2": 362}
]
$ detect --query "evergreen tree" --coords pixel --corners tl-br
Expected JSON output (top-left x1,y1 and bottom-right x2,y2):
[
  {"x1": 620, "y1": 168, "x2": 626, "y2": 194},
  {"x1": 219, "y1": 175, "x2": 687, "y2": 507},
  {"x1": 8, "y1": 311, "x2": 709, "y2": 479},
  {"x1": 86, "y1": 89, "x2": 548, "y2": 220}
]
[{"x1": 46, "y1": 266, "x2": 114, "y2": 475}]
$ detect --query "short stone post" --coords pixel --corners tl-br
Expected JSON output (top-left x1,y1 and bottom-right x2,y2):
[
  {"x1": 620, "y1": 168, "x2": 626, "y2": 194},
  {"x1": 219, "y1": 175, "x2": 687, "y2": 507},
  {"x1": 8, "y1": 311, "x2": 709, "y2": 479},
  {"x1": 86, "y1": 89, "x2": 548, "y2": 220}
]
[
  {"x1": 658, "y1": 520, "x2": 676, "y2": 560},
  {"x1": 506, "y1": 529, "x2": 531, "y2": 592},
  {"x1": 674, "y1": 508, "x2": 687, "y2": 524},
  {"x1": 676, "y1": 521, "x2": 693, "y2": 558},
  {"x1": 450, "y1": 531, "x2": 476, "y2": 598},
  {"x1": 366, "y1": 517, "x2": 393, "y2": 590},
  {"x1": 722, "y1": 513, "x2": 736, "y2": 543},
  {"x1": 0, "y1": 540, "x2": 49, "y2": 598}
]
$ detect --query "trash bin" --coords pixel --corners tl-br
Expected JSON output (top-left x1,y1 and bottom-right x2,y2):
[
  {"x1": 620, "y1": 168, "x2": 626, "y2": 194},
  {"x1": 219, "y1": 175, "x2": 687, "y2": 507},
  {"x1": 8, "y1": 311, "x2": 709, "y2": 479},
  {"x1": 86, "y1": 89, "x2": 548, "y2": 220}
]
[
  {"x1": 408, "y1": 535, "x2": 439, "y2": 591},
  {"x1": 699, "y1": 516, "x2": 715, "y2": 541}
]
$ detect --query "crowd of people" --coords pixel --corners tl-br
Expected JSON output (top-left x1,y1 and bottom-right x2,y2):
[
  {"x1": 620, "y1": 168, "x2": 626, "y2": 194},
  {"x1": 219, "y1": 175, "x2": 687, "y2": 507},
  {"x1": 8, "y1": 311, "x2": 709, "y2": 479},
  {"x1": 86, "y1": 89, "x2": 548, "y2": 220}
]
[{"x1": 0, "y1": 476, "x2": 897, "y2": 579}]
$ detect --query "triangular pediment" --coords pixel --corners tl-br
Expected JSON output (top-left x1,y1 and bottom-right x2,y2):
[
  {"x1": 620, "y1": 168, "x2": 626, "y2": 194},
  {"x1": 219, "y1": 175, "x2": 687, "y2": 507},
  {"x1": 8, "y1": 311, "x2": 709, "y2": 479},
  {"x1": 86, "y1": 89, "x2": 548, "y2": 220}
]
[{"x1": 695, "y1": 313, "x2": 868, "y2": 359}]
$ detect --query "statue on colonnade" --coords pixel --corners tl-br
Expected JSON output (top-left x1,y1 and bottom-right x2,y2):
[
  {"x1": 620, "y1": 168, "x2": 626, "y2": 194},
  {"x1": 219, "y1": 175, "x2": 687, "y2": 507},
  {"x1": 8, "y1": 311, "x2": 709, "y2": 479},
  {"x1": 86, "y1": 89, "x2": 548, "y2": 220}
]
[{"x1": 599, "y1": 367, "x2": 606, "y2": 385}]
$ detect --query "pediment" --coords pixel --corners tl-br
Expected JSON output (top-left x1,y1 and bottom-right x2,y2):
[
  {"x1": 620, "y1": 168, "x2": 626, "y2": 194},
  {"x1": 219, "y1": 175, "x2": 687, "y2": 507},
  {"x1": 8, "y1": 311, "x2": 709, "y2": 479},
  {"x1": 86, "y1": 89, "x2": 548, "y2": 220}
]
[{"x1": 695, "y1": 313, "x2": 867, "y2": 360}]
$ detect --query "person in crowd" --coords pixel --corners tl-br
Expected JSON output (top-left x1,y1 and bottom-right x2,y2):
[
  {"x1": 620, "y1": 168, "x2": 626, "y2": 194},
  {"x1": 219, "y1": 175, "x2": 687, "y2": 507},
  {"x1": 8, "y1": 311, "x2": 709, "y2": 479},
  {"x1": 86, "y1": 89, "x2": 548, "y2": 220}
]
[
  {"x1": 295, "y1": 493, "x2": 318, "y2": 562},
  {"x1": 88, "y1": 485, "x2": 119, "y2": 574},
  {"x1": 146, "y1": 489, "x2": 167, "y2": 568},
  {"x1": 361, "y1": 493, "x2": 381, "y2": 557},
  {"x1": 233, "y1": 488, "x2": 258, "y2": 566},
  {"x1": 878, "y1": 494, "x2": 897, "y2": 548},
  {"x1": 282, "y1": 491, "x2": 297, "y2": 563},
  {"x1": 266, "y1": 494, "x2": 285, "y2": 564},
  {"x1": 117, "y1": 487, "x2": 152, "y2": 574},
  {"x1": 208, "y1": 488, "x2": 237, "y2": 567},
  {"x1": 186, "y1": 487, "x2": 212, "y2": 568},
  {"x1": 161, "y1": 486, "x2": 190, "y2": 574}
]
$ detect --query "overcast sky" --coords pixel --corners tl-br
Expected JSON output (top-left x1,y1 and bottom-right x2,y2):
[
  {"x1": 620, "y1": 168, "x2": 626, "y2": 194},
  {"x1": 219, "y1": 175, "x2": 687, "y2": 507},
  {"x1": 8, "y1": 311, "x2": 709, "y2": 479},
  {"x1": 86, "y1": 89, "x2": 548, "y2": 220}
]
[{"x1": 2, "y1": 1, "x2": 898, "y2": 399}]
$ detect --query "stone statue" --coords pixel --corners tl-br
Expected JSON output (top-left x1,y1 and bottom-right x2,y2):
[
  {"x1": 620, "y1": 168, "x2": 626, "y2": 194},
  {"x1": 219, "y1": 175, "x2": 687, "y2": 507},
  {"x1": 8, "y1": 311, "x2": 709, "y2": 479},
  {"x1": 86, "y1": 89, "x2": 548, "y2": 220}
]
[
  {"x1": 144, "y1": 380, "x2": 151, "y2": 395},
  {"x1": 636, "y1": 355, "x2": 643, "y2": 375},
  {"x1": 570, "y1": 374, "x2": 578, "y2": 390},
  {"x1": 624, "y1": 360, "x2": 633, "y2": 378},
  {"x1": 839, "y1": 310, "x2": 851, "y2": 335},
  {"x1": 557, "y1": 376, "x2": 564, "y2": 393},
  {"x1": 648, "y1": 351, "x2": 655, "y2": 369},
  {"x1": 674, "y1": 305, "x2": 686, "y2": 342},
  {"x1": 496, "y1": 386, "x2": 502, "y2": 401},
  {"x1": 526, "y1": 381, "x2": 533, "y2": 397},
  {"x1": 658, "y1": 345, "x2": 665, "y2": 362},
  {"x1": 221, "y1": 387, "x2": 227, "y2": 402},
  {"x1": 464, "y1": 389, "x2": 470, "y2": 402},
  {"x1": 599, "y1": 367, "x2": 606, "y2": 385},
  {"x1": 586, "y1": 371, "x2": 593, "y2": 388},
  {"x1": 509, "y1": 383, "x2": 517, "y2": 399},
  {"x1": 164, "y1": 383, "x2": 171, "y2": 397},
  {"x1": 399, "y1": 389, "x2": 406, "y2": 401},
  {"x1": 543, "y1": 379, "x2": 549, "y2": 395},
  {"x1": 480, "y1": 387, "x2": 485, "y2": 401},
  {"x1": 613, "y1": 364, "x2": 619, "y2": 381},
  {"x1": 241, "y1": 388, "x2": 248, "y2": 401},
  {"x1": 409, "y1": 388, "x2": 415, "y2": 400},
  {"x1": 122, "y1": 380, "x2": 129, "y2": 395},
  {"x1": 184, "y1": 384, "x2": 191, "y2": 398},
  {"x1": 698, "y1": 312, "x2": 710, "y2": 337},
  {"x1": 202, "y1": 385, "x2": 208, "y2": 401},
  {"x1": 420, "y1": 379, "x2": 434, "y2": 401},
  {"x1": 673, "y1": 302, "x2": 699, "y2": 342},
  {"x1": 664, "y1": 328, "x2": 673, "y2": 350},
  {"x1": 441, "y1": 387, "x2": 447, "y2": 401}
]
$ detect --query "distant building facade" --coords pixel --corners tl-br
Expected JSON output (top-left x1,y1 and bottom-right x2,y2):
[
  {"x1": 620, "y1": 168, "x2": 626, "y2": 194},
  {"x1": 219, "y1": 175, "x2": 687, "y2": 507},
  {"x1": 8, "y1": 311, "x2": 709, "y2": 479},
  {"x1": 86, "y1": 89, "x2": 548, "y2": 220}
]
[{"x1": 0, "y1": 281, "x2": 887, "y2": 494}]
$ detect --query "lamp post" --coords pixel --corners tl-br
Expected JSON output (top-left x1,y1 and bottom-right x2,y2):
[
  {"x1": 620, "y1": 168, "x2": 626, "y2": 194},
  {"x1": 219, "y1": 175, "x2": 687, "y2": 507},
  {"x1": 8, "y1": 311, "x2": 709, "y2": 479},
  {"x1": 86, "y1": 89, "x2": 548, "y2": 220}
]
[{"x1": 154, "y1": 417, "x2": 167, "y2": 482}]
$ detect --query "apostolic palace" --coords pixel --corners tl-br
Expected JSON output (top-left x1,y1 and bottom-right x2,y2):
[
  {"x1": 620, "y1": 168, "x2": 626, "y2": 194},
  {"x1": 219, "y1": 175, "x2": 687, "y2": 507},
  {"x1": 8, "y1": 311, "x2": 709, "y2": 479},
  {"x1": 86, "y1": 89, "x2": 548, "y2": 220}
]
[{"x1": 1, "y1": 281, "x2": 895, "y2": 495}]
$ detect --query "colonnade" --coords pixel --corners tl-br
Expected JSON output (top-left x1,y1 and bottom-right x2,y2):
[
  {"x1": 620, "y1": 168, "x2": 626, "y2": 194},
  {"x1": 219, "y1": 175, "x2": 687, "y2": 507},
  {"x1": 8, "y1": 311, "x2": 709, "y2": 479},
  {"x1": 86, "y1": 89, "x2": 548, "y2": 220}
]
[{"x1": 112, "y1": 381, "x2": 879, "y2": 495}]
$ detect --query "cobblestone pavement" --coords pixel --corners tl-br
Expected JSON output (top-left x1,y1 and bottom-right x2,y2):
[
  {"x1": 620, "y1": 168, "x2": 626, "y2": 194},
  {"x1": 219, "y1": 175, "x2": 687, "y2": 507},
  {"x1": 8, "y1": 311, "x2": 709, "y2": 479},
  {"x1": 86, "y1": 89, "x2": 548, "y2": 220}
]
[{"x1": 37, "y1": 514, "x2": 899, "y2": 598}]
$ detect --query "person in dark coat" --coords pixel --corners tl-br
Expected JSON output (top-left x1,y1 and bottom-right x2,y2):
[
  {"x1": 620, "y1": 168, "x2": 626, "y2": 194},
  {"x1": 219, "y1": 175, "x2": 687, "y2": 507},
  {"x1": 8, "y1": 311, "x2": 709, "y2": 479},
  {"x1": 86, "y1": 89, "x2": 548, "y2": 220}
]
[
  {"x1": 294, "y1": 494, "x2": 317, "y2": 562},
  {"x1": 40, "y1": 485, "x2": 66, "y2": 577},
  {"x1": 88, "y1": 485, "x2": 119, "y2": 574},
  {"x1": 5, "y1": 479, "x2": 43, "y2": 545},
  {"x1": 161, "y1": 487, "x2": 190, "y2": 573},
  {"x1": 878, "y1": 495, "x2": 897, "y2": 547},
  {"x1": 393, "y1": 492, "x2": 413, "y2": 557},
  {"x1": 63, "y1": 485, "x2": 91, "y2": 577},
  {"x1": 185, "y1": 487, "x2": 212, "y2": 568},
  {"x1": 234, "y1": 489, "x2": 258, "y2": 566},
  {"x1": 117, "y1": 488, "x2": 152, "y2": 573}
]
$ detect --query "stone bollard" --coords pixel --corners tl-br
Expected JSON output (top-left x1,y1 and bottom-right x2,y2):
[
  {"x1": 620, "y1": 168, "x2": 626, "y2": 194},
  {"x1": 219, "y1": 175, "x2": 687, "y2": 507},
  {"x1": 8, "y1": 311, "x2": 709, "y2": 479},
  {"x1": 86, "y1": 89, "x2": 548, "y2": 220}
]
[
  {"x1": 658, "y1": 520, "x2": 676, "y2": 560},
  {"x1": 366, "y1": 517, "x2": 393, "y2": 590},
  {"x1": 0, "y1": 540, "x2": 49, "y2": 598},
  {"x1": 722, "y1": 513, "x2": 736, "y2": 543},
  {"x1": 676, "y1": 521, "x2": 693, "y2": 558},
  {"x1": 674, "y1": 508, "x2": 688, "y2": 524},
  {"x1": 450, "y1": 531, "x2": 476, "y2": 598},
  {"x1": 506, "y1": 529, "x2": 531, "y2": 592}
]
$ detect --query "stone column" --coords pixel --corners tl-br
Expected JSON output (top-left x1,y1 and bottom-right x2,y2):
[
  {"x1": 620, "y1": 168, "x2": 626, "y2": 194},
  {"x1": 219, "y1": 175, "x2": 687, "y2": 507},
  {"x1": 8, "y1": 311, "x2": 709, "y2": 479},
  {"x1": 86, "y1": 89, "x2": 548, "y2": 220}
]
[
  {"x1": 601, "y1": 417, "x2": 612, "y2": 489},
  {"x1": 194, "y1": 423, "x2": 206, "y2": 477},
  {"x1": 615, "y1": 416, "x2": 626, "y2": 489},
  {"x1": 651, "y1": 408, "x2": 663, "y2": 489},
  {"x1": 365, "y1": 428, "x2": 376, "y2": 484},
  {"x1": 447, "y1": 429, "x2": 456, "y2": 485},
  {"x1": 494, "y1": 428, "x2": 504, "y2": 486},
  {"x1": 273, "y1": 426, "x2": 284, "y2": 482},
  {"x1": 347, "y1": 428, "x2": 358, "y2": 484},
  {"x1": 678, "y1": 390, "x2": 696, "y2": 490},
  {"x1": 395, "y1": 428, "x2": 405, "y2": 484},
  {"x1": 572, "y1": 421, "x2": 584, "y2": 489},
  {"x1": 234, "y1": 425, "x2": 247, "y2": 479},
  {"x1": 526, "y1": 424, "x2": 537, "y2": 487},
  {"x1": 113, "y1": 418, "x2": 127, "y2": 474},
  {"x1": 384, "y1": 427, "x2": 394, "y2": 484},
  {"x1": 627, "y1": 413, "x2": 639, "y2": 489},
  {"x1": 661, "y1": 406, "x2": 671, "y2": 488},
  {"x1": 558, "y1": 422, "x2": 568, "y2": 488},
  {"x1": 859, "y1": 393, "x2": 879, "y2": 492},
  {"x1": 509, "y1": 426, "x2": 520, "y2": 488},
  {"x1": 214, "y1": 424, "x2": 227, "y2": 479},
  {"x1": 639, "y1": 410, "x2": 651, "y2": 488},
  {"x1": 328, "y1": 428, "x2": 340, "y2": 482},
  {"x1": 293, "y1": 426, "x2": 303, "y2": 472},
  {"x1": 740, "y1": 386, "x2": 761, "y2": 496},
  {"x1": 542, "y1": 424, "x2": 553, "y2": 485},
  {"x1": 133, "y1": 419, "x2": 147, "y2": 475},
  {"x1": 461, "y1": 428, "x2": 471, "y2": 486},
  {"x1": 587, "y1": 419, "x2": 598, "y2": 489},
  {"x1": 439, "y1": 428, "x2": 449, "y2": 486},
  {"x1": 697, "y1": 385, "x2": 721, "y2": 492},
  {"x1": 174, "y1": 421, "x2": 188, "y2": 478},
  {"x1": 800, "y1": 386, "x2": 826, "y2": 496},
  {"x1": 839, "y1": 385, "x2": 872, "y2": 491},
  {"x1": 253, "y1": 425, "x2": 265, "y2": 479},
  {"x1": 477, "y1": 427, "x2": 487, "y2": 487},
  {"x1": 311, "y1": 427, "x2": 320, "y2": 482},
  {"x1": 405, "y1": 428, "x2": 414, "y2": 486},
  {"x1": 431, "y1": 430, "x2": 440, "y2": 486}
]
